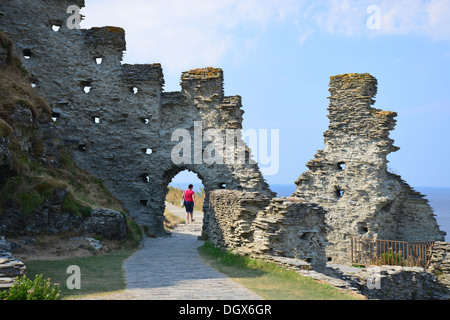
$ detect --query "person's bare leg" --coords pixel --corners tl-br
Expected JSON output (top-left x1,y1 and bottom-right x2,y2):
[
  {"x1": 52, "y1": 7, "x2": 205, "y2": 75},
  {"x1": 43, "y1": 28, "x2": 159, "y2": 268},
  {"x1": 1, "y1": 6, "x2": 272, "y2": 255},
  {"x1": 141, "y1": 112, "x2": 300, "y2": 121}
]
[
  {"x1": 191, "y1": 213, "x2": 194, "y2": 222},
  {"x1": 186, "y1": 213, "x2": 189, "y2": 224}
]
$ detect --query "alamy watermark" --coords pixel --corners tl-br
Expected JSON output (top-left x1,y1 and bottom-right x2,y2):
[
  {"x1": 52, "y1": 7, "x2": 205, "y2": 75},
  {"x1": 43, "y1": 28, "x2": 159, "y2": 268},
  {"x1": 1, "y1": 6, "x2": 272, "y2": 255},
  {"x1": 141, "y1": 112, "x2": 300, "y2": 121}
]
[
  {"x1": 367, "y1": 266, "x2": 382, "y2": 290},
  {"x1": 67, "y1": 5, "x2": 81, "y2": 30},
  {"x1": 367, "y1": 5, "x2": 382, "y2": 30},
  {"x1": 171, "y1": 121, "x2": 279, "y2": 175},
  {"x1": 66, "y1": 265, "x2": 81, "y2": 290}
]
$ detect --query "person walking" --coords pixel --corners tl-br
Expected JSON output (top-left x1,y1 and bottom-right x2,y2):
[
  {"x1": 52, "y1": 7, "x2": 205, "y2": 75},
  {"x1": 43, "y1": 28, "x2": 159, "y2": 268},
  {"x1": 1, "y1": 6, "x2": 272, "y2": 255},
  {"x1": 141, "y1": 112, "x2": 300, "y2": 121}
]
[{"x1": 182, "y1": 184, "x2": 195, "y2": 224}]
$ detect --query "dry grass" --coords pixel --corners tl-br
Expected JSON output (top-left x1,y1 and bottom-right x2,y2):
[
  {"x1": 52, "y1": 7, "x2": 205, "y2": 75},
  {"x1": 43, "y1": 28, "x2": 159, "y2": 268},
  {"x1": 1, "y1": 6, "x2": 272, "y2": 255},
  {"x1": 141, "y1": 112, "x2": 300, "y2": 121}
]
[{"x1": 0, "y1": 63, "x2": 51, "y2": 123}]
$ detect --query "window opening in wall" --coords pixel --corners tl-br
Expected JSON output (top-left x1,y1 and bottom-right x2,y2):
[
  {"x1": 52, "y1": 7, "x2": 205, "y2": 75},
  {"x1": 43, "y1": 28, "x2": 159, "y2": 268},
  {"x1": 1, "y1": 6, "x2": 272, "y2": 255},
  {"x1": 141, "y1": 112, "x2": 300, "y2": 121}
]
[
  {"x1": 95, "y1": 57, "x2": 103, "y2": 65},
  {"x1": 337, "y1": 162, "x2": 346, "y2": 171},
  {"x1": 51, "y1": 111, "x2": 61, "y2": 122},
  {"x1": 131, "y1": 87, "x2": 139, "y2": 94},
  {"x1": 78, "y1": 144, "x2": 87, "y2": 152},
  {"x1": 81, "y1": 81, "x2": 92, "y2": 94},
  {"x1": 359, "y1": 226, "x2": 369, "y2": 233},
  {"x1": 140, "y1": 118, "x2": 149, "y2": 124},
  {"x1": 140, "y1": 200, "x2": 148, "y2": 206},
  {"x1": 31, "y1": 83, "x2": 37, "y2": 88},
  {"x1": 140, "y1": 173, "x2": 150, "y2": 183},
  {"x1": 142, "y1": 148, "x2": 153, "y2": 155},
  {"x1": 52, "y1": 25, "x2": 61, "y2": 32},
  {"x1": 335, "y1": 188, "x2": 344, "y2": 198},
  {"x1": 219, "y1": 183, "x2": 227, "y2": 189},
  {"x1": 93, "y1": 117, "x2": 100, "y2": 124},
  {"x1": 23, "y1": 49, "x2": 32, "y2": 59}
]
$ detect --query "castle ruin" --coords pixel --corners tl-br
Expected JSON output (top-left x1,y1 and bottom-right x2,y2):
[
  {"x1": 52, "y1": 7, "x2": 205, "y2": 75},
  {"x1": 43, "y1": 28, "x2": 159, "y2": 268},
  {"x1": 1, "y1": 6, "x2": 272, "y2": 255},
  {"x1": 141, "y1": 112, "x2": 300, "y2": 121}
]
[
  {"x1": 0, "y1": 0, "x2": 446, "y2": 269},
  {"x1": 0, "y1": 0, "x2": 273, "y2": 237}
]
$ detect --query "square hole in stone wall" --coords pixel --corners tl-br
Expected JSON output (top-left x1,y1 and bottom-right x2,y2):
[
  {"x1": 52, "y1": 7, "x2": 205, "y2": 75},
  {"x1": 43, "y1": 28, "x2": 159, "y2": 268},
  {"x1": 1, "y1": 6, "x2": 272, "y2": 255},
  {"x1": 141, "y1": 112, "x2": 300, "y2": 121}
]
[
  {"x1": 335, "y1": 188, "x2": 344, "y2": 198},
  {"x1": 140, "y1": 173, "x2": 150, "y2": 183},
  {"x1": 337, "y1": 162, "x2": 346, "y2": 171},
  {"x1": 23, "y1": 49, "x2": 32, "y2": 59},
  {"x1": 81, "y1": 81, "x2": 92, "y2": 93},
  {"x1": 49, "y1": 20, "x2": 63, "y2": 32}
]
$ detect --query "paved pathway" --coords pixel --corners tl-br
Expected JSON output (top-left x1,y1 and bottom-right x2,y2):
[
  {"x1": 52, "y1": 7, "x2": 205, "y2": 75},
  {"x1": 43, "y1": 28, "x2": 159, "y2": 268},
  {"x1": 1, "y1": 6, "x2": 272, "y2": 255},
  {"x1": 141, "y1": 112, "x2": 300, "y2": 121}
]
[{"x1": 84, "y1": 203, "x2": 262, "y2": 300}]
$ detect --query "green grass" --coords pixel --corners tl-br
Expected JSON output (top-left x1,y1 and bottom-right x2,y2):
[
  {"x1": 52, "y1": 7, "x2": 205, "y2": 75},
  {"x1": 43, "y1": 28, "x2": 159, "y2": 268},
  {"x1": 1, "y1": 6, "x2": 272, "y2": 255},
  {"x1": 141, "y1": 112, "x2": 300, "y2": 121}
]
[
  {"x1": 23, "y1": 250, "x2": 136, "y2": 299},
  {"x1": 22, "y1": 241, "x2": 363, "y2": 300},
  {"x1": 197, "y1": 241, "x2": 363, "y2": 300}
]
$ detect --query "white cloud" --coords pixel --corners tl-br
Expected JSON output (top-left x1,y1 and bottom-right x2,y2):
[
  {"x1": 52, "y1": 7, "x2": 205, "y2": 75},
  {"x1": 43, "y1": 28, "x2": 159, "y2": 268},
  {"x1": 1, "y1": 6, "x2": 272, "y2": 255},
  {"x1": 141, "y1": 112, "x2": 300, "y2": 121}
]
[
  {"x1": 79, "y1": 0, "x2": 450, "y2": 86},
  {"x1": 81, "y1": 0, "x2": 299, "y2": 80},
  {"x1": 294, "y1": 0, "x2": 450, "y2": 44}
]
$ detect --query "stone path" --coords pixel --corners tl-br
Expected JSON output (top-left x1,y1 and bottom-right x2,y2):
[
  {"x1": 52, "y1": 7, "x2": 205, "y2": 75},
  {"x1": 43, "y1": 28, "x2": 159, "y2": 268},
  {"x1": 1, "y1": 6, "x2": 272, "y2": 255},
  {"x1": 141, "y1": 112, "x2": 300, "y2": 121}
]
[{"x1": 82, "y1": 203, "x2": 262, "y2": 300}]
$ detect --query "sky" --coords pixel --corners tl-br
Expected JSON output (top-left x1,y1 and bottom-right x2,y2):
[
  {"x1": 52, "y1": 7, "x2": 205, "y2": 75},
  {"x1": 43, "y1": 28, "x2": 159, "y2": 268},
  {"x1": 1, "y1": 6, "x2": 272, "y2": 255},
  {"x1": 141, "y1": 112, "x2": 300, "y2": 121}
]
[{"x1": 81, "y1": 0, "x2": 450, "y2": 188}]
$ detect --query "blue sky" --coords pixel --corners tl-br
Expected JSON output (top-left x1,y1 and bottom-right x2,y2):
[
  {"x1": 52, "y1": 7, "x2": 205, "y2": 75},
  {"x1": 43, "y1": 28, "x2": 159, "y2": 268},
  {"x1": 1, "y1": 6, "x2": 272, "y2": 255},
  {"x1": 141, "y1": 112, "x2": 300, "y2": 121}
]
[{"x1": 82, "y1": 0, "x2": 450, "y2": 188}]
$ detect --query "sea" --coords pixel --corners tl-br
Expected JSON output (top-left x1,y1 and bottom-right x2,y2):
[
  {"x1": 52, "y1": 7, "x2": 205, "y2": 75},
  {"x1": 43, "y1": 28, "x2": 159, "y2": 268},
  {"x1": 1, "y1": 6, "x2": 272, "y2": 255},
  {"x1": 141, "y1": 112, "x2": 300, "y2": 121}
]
[{"x1": 169, "y1": 182, "x2": 450, "y2": 241}]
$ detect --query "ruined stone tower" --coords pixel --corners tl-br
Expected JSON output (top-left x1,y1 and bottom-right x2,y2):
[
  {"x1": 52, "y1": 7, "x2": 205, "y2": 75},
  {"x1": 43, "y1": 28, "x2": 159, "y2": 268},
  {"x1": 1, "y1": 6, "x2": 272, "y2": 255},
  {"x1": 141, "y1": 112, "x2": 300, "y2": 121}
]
[
  {"x1": 0, "y1": 0, "x2": 273, "y2": 236},
  {"x1": 293, "y1": 73, "x2": 446, "y2": 263}
]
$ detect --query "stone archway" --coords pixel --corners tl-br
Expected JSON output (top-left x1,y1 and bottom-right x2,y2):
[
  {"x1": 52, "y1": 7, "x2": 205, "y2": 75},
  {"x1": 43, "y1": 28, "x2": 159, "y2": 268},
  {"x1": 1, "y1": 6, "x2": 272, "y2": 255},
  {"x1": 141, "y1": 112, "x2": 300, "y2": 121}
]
[{"x1": 161, "y1": 164, "x2": 239, "y2": 238}]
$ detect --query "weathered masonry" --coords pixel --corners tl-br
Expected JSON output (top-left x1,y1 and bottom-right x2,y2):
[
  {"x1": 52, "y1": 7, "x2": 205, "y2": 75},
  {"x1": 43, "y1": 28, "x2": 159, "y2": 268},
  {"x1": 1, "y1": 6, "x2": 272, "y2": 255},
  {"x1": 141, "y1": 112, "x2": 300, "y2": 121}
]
[
  {"x1": 292, "y1": 74, "x2": 446, "y2": 263},
  {"x1": 1, "y1": 0, "x2": 446, "y2": 277},
  {"x1": 0, "y1": 0, "x2": 273, "y2": 237},
  {"x1": 206, "y1": 74, "x2": 446, "y2": 270}
]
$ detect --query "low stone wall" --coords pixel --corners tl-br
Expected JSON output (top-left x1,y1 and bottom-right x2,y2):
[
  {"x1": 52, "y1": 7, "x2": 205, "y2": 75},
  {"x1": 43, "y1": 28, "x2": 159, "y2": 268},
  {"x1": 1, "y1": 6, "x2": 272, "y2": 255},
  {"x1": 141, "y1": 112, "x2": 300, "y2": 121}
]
[
  {"x1": 208, "y1": 190, "x2": 327, "y2": 271},
  {"x1": 429, "y1": 242, "x2": 450, "y2": 289},
  {"x1": 345, "y1": 266, "x2": 449, "y2": 300},
  {"x1": 207, "y1": 190, "x2": 272, "y2": 252},
  {"x1": 0, "y1": 237, "x2": 26, "y2": 291}
]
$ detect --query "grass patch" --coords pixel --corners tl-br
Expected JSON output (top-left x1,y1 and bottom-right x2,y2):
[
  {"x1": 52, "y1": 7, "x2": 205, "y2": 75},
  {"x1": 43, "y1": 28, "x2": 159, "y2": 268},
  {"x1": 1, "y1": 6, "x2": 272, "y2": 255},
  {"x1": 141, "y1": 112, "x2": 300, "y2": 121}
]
[
  {"x1": 197, "y1": 242, "x2": 362, "y2": 300},
  {"x1": 23, "y1": 250, "x2": 135, "y2": 299},
  {"x1": 61, "y1": 191, "x2": 92, "y2": 218}
]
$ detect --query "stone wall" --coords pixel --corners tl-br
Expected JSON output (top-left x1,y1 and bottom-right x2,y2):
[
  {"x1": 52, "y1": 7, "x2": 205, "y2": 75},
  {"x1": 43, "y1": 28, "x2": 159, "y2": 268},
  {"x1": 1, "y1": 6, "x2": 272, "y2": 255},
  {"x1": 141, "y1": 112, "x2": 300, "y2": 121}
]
[
  {"x1": 0, "y1": 0, "x2": 273, "y2": 237},
  {"x1": 344, "y1": 265, "x2": 449, "y2": 300},
  {"x1": 0, "y1": 238, "x2": 26, "y2": 291},
  {"x1": 208, "y1": 190, "x2": 327, "y2": 271},
  {"x1": 293, "y1": 73, "x2": 446, "y2": 263},
  {"x1": 429, "y1": 242, "x2": 450, "y2": 289}
]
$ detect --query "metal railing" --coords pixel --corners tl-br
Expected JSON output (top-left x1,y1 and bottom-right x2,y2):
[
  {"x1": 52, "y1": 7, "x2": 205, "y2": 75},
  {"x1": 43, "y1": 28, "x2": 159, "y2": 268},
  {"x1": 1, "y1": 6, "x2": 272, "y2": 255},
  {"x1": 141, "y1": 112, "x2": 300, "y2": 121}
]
[{"x1": 351, "y1": 238, "x2": 435, "y2": 268}]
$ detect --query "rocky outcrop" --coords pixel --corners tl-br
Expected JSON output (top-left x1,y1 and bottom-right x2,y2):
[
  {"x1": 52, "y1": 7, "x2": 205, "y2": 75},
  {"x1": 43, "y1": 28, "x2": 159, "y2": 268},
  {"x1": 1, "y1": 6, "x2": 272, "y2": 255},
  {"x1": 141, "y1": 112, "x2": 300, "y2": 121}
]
[
  {"x1": 0, "y1": 137, "x2": 13, "y2": 185},
  {"x1": 0, "y1": 190, "x2": 127, "y2": 240},
  {"x1": 83, "y1": 209, "x2": 127, "y2": 240}
]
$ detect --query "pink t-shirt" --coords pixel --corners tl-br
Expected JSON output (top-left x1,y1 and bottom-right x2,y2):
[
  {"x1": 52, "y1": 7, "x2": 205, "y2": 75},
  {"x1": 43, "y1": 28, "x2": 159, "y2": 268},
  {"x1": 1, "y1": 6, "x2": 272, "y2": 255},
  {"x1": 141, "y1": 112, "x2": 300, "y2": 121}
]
[{"x1": 184, "y1": 190, "x2": 195, "y2": 202}]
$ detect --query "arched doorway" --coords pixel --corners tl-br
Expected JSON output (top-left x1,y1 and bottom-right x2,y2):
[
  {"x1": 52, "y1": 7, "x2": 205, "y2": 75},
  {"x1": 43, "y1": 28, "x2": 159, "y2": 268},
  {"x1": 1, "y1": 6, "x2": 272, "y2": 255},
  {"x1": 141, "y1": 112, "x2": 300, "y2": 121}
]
[
  {"x1": 162, "y1": 167, "x2": 213, "y2": 238},
  {"x1": 165, "y1": 170, "x2": 205, "y2": 233}
]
